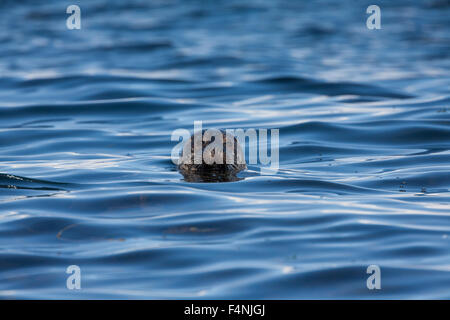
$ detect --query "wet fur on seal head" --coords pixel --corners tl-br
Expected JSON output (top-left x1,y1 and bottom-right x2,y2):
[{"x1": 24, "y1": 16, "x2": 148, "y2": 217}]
[{"x1": 178, "y1": 130, "x2": 247, "y2": 180}]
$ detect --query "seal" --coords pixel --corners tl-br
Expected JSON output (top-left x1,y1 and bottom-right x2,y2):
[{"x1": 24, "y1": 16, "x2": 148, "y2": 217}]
[{"x1": 178, "y1": 129, "x2": 247, "y2": 182}]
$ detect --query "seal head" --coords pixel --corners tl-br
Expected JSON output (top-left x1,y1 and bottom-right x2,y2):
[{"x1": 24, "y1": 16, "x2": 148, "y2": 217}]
[{"x1": 178, "y1": 130, "x2": 247, "y2": 182}]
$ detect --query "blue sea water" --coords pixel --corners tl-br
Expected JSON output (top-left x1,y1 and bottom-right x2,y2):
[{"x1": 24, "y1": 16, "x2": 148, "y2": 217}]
[{"x1": 0, "y1": 0, "x2": 449, "y2": 299}]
